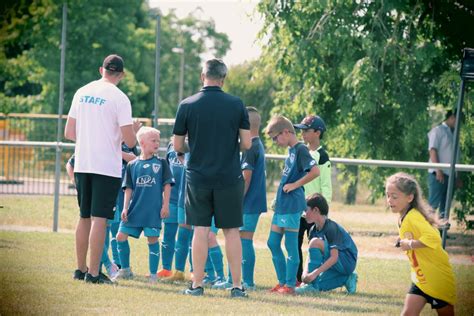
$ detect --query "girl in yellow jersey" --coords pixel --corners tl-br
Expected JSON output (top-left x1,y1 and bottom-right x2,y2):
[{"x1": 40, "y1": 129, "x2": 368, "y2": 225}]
[{"x1": 385, "y1": 172, "x2": 456, "y2": 316}]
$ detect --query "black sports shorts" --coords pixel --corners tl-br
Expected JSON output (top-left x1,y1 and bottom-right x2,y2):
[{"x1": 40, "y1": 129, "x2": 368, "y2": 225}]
[
  {"x1": 185, "y1": 179, "x2": 244, "y2": 229},
  {"x1": 408, "y1": 283, "x2": 450, "y2": 309},
  {"x1": 74, "y1": 173, "x2": 121, "y2": 220}
]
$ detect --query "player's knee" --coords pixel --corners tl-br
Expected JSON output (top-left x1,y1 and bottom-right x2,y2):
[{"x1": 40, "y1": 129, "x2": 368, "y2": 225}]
[
  {"x1": 308, "y1": 238, "x2": 324, "y2": 250},
  {"x1": 148, "y1": 237, "x2": 158, "y2": 244},
  {"x1": 116, "y1": 232, "x2": 128, "y2": 242}
]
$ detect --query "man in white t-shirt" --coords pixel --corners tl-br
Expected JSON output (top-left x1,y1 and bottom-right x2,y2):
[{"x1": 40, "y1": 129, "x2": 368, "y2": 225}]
[
  {"x1": 427, "y1": 110, "x2": 456, "y2": 218},
  {"x1": 65, "y1": 54, "x2": 139, "y2": 284}
]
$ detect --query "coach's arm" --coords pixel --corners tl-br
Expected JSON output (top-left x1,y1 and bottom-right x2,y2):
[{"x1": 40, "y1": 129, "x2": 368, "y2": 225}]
[
  {"x1": 173, "y1": 134, "x2": 189, "y2": 154},
  {"x1": 64, "y1": 116, "x2": 76, "y2": 141}
]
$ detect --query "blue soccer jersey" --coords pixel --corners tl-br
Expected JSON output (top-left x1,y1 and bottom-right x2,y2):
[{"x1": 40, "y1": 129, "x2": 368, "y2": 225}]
[
  {"x1": 241, "y1": 137, "x2": 267, "y2": 214},
  {"x1": 116, "y1": 143, "x2": 140, "y2": 212},
  {"x1": 166, "y1": 144, "x2": 185, "y2": 206},
  {"x1": 309, "y1": 218, "x2": 358, "y2": 267},
  {"x1": 123, "y1": 156, "x2": 174, "y2": 228},
  {"x1": 177, "y1": 153, "x2": 189, "y2": 210},
  {"x1": 275, "y1": 142, "x2": 316, "y2": 214}
]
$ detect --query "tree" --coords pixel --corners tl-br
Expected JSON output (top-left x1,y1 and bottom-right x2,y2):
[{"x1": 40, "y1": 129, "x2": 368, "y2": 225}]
[{"x1": 256, "y1": 0, "x2": 473, "y2": 206}]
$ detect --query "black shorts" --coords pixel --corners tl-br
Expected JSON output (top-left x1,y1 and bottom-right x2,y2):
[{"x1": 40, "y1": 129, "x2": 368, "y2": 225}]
[
  {"x1": 408, "y1": 284, "x2": 450, "y2": 310},
  {"x1": 74, "y1": 173, "x2": 121, "y2": 220},
  {"x1": 185, "y1": 179, "x2": 244, "y2": 229}
]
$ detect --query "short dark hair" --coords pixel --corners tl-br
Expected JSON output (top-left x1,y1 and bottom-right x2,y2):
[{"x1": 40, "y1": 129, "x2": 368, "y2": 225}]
[
  {"x1": 306, "y1": 193, "x2": 329, "y2": 216},
  {"x1": 246, "y1": 106, "x2": 259, "y2": 113},
  {"x1": 445, "y1": 109, "x2": 456, "y2": 120},
  {"x1": 202, "y1": 59, "x2": 227, "y2": 80}
]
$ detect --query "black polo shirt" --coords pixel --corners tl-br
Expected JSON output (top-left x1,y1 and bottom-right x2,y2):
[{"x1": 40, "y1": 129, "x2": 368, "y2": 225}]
[{"x1": 173, "y1": 86, "x2": 250, "y2": 188}]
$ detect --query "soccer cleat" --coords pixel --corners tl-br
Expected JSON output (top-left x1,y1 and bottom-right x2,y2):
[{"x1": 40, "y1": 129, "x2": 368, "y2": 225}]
[
  {"x1": 211, "y1": 280, "x2": 233, "y2": 290},
  {"x1": 296, "y1": 281, "x2": 303, "y2": 288},
  {"x1": 269, "y1": 284, "x2": 284, "y2": 293},
  {"x1": 277, "y1": 285, "x2": 295, "y2": 295},
  {"x1": 112, "y1": 267, "x2": 134, "y2": 281},
  {"x1": 157, "y1": 269, "x2": 173, "y2": 278},
  {"x1": 230, "y1": 287, "x2": 248, "y2": 298},
  {"x1": 163, "y1": 270, "x2": 185, "y2": 282},
  {"x1": 105, "y1": 262, "x2": 119, "y2": 279},
  {"x1": 149, "y1": 274, "x2": 158, "y2": 283},
  {"x1": 84, "y1": 272, "x2": 115, "y2": 285},
  {"x1": 202, "y1": 276, "x2": 217, "y2": 287},
  {"x1": 242, "y1": 282, "x2": 256, "y2": 291},
  {"x1": 182, "y1": 285, "x2": 204, "y2": 296},
  {"x1": 345, "y1": 272, "x2": 358, "y2": 294},
  {"x1": 73, "y1": 268, "x2": 87, "y2": 281},
  {"x1": 295, "y1": 283, "x2": 319, "y2": 295}
]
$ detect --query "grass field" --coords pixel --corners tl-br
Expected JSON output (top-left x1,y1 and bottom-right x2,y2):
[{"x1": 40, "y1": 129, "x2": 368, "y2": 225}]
[{"x1": 1, "y1": 195, "x2": 473, "y2": 315}]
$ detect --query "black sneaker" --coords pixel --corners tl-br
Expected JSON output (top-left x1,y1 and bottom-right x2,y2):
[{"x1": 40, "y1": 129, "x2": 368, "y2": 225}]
[
  {"x1": 182, "y1": 285, "x2": 204, "y2": 296},
  {"x1": 84, "y1": 272, "x2": 115, "y2": 285},
  {"x1": 73, "y1": 269, "x2": 87, "y2": 281},
  {"x1": 230, "y1": 287, "x2": 248, "y2": 298}
]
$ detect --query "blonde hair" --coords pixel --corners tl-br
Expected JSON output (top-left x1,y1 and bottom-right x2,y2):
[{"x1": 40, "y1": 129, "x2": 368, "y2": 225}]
[
  {"x1": 265, "y1": 115, "x2": 295, "y2": 137},
  {"x1": 136, "y1": 126, "x2": 160, "y2": 143},
  {"x1": 385, "y1": 172, "x2": 444, "y2": 227}
]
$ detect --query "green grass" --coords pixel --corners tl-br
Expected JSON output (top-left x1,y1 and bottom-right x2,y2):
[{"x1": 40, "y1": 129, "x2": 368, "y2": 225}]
[{"x1": 1, "y1": 195, "x2": 473, "y2": 315}]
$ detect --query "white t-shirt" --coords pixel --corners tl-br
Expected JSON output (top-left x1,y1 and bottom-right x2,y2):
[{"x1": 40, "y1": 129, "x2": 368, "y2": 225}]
[
  {"x1": 68, "y1": 79, "x2": 133, "y2": 178},
  {"x1": 427, "y1": 122, "x2": 455, "y2": 176}
]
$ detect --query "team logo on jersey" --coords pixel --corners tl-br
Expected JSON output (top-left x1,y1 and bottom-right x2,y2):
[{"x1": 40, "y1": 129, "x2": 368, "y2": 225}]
[
  {"x1": 152, "y1": 163, "x2": 160, "y2": 174},
  {"x1": 136, "y1": 175, "x2": 156, "y2": 186},
  {"x1": 143, "y1": 164, "x2": 150, "y2": 169},
  {"x1": 310, "y1": 160, "x2": 316, "y2": 166},
  {"x1": 289, "y1": 153, "x2": 295, "y2": 163}
]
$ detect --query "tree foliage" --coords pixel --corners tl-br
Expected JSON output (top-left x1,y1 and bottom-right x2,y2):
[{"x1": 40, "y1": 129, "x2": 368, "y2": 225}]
[
  {"x1": 0, "y1": 0, "x2": 230, "y2": 118},
  {"x1": 256, "y1": 0, "x2": 473, "y2": 217}
]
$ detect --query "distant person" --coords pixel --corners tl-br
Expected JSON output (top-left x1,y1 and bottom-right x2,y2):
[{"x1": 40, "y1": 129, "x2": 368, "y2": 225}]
[
  {"x1": 385, "y1": 172, "x2": 456, "y2": 315},
  {"x1": 427, "y1": 110, "x2": 456, "y2": 218},
  {"x1": 293, "y1": 115, "x2": 332, "y2": 285},
  {"x1": 114, "y1": 127, "x2": 174, "y2": 283},
  {"x1": 296, "y1": 193, "x2": 358, "y2": 295},
  {"x1": 173, "y1": 58, "x2": 251, "y2": 297},
  {"x1": 265, "y1": 115, "x2": 319, "y2": 295},
  {"x1": 64, "y1": 54, "x2": 139, "y2": 284}
]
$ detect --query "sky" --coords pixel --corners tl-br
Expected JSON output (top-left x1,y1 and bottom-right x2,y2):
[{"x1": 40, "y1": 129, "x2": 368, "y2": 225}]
[{"x1": 148, "y1": 0, "x2": 264, "y2": 66}]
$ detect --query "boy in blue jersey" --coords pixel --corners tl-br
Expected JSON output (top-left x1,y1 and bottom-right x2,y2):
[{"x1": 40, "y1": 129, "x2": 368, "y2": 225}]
[
  {"x1": 239, "y1": 106, "x2": 267, "y2": 289},
  {"x1": 296, "y1": 193, "x2": 358, "y2": 294},
  {"x1": 164, "y1": 152, "x2": 194, "y2": 282},
  {"x1": 265, "y1": 115, "x2": 320, "y2": 294},
  {"x1": 157, "y1": 142, "x2": 185, "y2": 279},
  {"x1": 114, "y1": 127, "x2": 174, "y2": 282}
]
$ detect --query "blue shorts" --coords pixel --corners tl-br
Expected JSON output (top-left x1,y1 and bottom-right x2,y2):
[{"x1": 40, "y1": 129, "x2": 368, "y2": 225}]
[
  {"x1": 210, "y1": 217, "x2": 218, "y2": 235},
  {"x1": 272, "y1": 212, "x2": 302, "y2": 230},
  {"x1": 163, "y1": 203, "x2": 178, "y2": 224},
  {"x1": 318, "y1": 238, "x2": 356, "y2": 275},
  {"x1": 178, "y1": 206, "x2": 186, "y2": 225},
  {"x1": 240, "y1": 213, "x2": 261, "y2": 232},
  {"x1": 118, "y1": 224, "x2": 161, "y2": 239}
]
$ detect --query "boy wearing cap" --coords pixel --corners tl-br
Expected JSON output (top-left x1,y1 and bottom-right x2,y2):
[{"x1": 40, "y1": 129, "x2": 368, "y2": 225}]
[
  {"x1": 296, "y1": 193, "x2": 358, "y2": 295},
  {"x1": 65, "y1": 54, "x2": 140, "y2": 284},
  {"x1": 265, "y1": 115, "x2": 319, "y2": 294},
  {"x1": 293, "y1": 115, "x2": 332, "y2": 285}
]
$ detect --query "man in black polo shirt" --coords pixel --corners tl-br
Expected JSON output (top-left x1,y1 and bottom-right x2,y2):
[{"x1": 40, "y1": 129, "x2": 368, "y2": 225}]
[{"x1": 173, "y1": 59, "x2": 251, "y2": 297}]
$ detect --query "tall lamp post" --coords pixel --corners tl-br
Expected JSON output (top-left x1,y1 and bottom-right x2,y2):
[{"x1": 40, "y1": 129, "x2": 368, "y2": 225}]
[
  {"x1": 441, "y1": 47, "x2": 474, "y2": 248},
  {"x1": 172, "y1": 47, "x2": 185, "y2": 103}
]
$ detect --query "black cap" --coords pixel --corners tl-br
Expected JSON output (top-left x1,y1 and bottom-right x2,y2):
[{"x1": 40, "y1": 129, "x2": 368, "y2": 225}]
[
  {"x1": 102, "y1": 54, "x2": 124, "y2": 72},
  {"x1": 294, "y1": 115, "x2": 326, "y2": 132}
]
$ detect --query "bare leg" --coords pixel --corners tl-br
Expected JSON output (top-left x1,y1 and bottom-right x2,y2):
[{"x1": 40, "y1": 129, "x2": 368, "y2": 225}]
[
  {"x1": 88, "y1": 217, "x2": 108, "y2": 276},
  {"x1": 436, "y1": 305, "x2": 454, "y2": 316},
  {"x1": 192, "y1": 226, "x2": 210, "y2": 288},
  {"x1": 223, "y1": 227, "x2": 242, "y2": 288},
  {"x1": 75, "y1": 217, "x2": 91, "y2": 272},
  {"x1": 401, "y1": 294, "x2": 427, "y2": 316}
]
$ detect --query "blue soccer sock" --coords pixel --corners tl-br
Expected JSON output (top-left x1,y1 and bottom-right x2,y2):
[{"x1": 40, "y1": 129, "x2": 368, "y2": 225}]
[
  {"x1": 284, "y1": 231, "x2": 300, "y2": 288},
  {"x1": 188, "y1": 229, "x2": 194, "y2": 272},
  {"x1": 267, "y1": 231, "x2": 286, "y2": 285},
  {"x1": 110, "y1": 222, "x2": 120, "y2": 266},
  {"x1": 100, "y1": 226, "x2": 111, "y2": 271},
  {"x1": 205, "y1": 255, "x2": 216, "y2": 280},
  {"x1": 117, "y1": 240, "x2": 131, "y2": 269},
  {"x1": 308, "y1": 248, "x2": 324, "y2": 274},
  {"x1": 241, "y1": 238, "x2": 255, "y2": 286},
  {"x1": 148, "y1": 242, "x2": 160, "y2": 275},
  {"x1": 209, "y1": 245, "x2": 224, "y2": 280},
  {"x1": 174, "y1": 226, "x2": 192, "y2": 272},
  {"x1": 162, "y1": 223, "x2": 178, "y2": 270}
]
